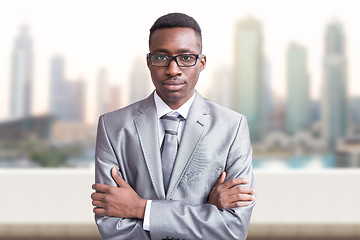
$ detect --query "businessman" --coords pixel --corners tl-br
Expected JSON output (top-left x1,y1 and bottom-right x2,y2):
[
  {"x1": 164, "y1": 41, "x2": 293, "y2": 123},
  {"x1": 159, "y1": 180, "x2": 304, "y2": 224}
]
[{"x1": 91, "y1": 13, "x2": 256, "y2": 240}]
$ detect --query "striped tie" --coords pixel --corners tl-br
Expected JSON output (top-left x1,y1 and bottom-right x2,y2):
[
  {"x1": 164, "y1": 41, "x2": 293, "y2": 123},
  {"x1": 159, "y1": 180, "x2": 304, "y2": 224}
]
[{"x1": 160, "y1": 113, "x2": 184, "y2": 192}]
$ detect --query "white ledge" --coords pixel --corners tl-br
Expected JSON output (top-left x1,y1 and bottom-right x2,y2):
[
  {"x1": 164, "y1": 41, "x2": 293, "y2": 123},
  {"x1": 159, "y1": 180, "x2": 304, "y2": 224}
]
[{"x1": 1, "y1": 168, "x2": 360, "y2": 237}]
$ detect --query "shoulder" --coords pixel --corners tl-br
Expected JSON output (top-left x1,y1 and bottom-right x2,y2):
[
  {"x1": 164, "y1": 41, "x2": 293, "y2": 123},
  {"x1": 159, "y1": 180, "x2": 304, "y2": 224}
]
[
  {"x1": 201, "y1": 98, "x2": 251, "y2": 142},
  {"x1": 204, "y1": 97, "x2": 246, "y2": 124},
  {"x1": 98, "y1": 94, "x2": 154, "y2": 127},
  {"x1": 103, "y1": 101, "x2": 141, "y2": 121}
]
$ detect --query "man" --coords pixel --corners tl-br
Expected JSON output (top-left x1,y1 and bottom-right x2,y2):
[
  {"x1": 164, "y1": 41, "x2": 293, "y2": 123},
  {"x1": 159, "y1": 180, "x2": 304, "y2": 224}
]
[{"x1": 91, "y1": 13, "x2": 255, "y2": 240}]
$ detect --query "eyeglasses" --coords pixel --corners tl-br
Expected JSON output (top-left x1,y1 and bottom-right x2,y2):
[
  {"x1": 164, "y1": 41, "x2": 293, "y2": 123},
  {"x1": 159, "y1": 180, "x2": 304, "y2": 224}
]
[{"x1": 148, "y1": 53, "x2": 201, "y2": 67}]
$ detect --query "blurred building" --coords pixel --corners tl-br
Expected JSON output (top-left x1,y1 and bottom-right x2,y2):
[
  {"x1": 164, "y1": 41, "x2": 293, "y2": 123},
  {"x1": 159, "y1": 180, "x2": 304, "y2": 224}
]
[
  {"x1": 96, "y1": 68, "x2": 110, "y2": 118},
  {"x1": 286, "y1": 43, "x2": 310, "y2": 134},
  {"x1": 50, "y1": 121, "x2": 95, "y2": 144},
  {"x1": 95, "y1": 69, "x2": 123, "y2": 119},
  {"x1": 207, "y1": 65, "x2": 234, "y2": 110},
  {"x1": 336, "y1": 137, "x2": 360, "y2": 167},
  {"x1": 349, "y1": 97, "x2": 360, "y2": 136},
  {"x1": 129, "y1": 56, "x2": 152, "y2": 104},
  {"x1": 263, "y1": 59, "x2": 275, "y2": 133},
  {"x1": 50, "y1": 56, "x2": 66, "y2": 119},
  {"x1": 10, "y1": 25, "x2": 33, "y2": 119},
  {"x1": 0, "y1": 115, "x2": 54, "y2": 141},
  {"x1": 49, "y1": 55, "x2": 86, "y2": 122},
  {"x1": 311, "y1": 100, "x2": 321, "y2": 124},
  {"x1": 234, "y1": 17, "x2": 264, "y2": 142},
  {"x1": 0, "y1": 115, "x2": 93, "y2": 143},
  {"x1": 66, "y1": 78, "x2": 86, "y2": 122},
  {"x1": 322, "y1": 21, "x2": 348, "y2": 150},
  {"x1": 268, "y1": 96, "x2": 286, "y2": 132},
  {"x1": 106, "y1": 84, "x2": 123, "y2": 113}
]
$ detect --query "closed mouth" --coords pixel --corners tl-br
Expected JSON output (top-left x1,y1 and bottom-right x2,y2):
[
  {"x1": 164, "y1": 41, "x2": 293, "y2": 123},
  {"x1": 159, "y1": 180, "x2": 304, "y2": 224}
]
[{"x1": 162, "y1": 80, "x2": 185, "y2": 90}]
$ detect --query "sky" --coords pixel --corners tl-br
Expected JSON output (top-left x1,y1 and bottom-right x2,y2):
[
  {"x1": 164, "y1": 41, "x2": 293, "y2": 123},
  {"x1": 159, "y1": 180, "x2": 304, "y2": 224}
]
[{"x1": 1, "y1": 0, "x2": 360, "y2": 123}]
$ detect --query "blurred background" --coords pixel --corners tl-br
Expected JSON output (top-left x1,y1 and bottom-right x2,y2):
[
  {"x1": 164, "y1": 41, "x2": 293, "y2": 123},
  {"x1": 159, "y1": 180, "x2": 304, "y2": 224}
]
[{"x1": 0, "y1": 0, "x2": 359, "y2": 239}]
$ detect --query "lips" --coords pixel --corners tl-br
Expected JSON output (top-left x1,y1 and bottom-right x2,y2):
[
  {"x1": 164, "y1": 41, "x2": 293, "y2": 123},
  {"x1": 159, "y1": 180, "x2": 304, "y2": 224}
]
[{"x1": 162, "y1": 80, "x2": 185, "y2": 91}]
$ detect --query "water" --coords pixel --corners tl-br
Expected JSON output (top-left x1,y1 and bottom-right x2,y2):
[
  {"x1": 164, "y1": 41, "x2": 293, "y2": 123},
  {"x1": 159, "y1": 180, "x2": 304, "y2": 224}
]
[{"x1": 253, "y1": 155, "x2": 336, "y2": 169}]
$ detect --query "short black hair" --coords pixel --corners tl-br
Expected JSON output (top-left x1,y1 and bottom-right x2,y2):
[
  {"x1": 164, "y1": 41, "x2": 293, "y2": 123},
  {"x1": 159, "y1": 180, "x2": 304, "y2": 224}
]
[{"x1": 149, "y1": 13, "x2": 202, "y2": 51}]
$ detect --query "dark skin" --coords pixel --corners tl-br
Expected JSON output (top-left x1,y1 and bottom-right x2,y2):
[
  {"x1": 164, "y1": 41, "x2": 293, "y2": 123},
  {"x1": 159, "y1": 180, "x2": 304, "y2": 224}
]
[
  {"x1": 91, "y1": 27, "x2": 255, "y2": 219},
  {"x1": 208, "y1": 171, "x2": 255, "y2": 209},
  {"x1": 147, "y1": 27, "x2": 205, "y2": 110},
  {"x1": 92, "y1": 167, "x2": 255, "y2": 219},
  {"x1": 92, "y1": 167, "x2": 147, "y2": 219}
]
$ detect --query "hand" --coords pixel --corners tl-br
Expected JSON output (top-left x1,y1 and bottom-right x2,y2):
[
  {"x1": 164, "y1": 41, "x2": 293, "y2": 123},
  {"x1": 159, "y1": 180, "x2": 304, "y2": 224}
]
[
  {"x1": 208, "y1": 172, "x2": 255, "y2": 209},
  {"x1": 91, "y1": 167, "x2": 147, "y2": 219}
]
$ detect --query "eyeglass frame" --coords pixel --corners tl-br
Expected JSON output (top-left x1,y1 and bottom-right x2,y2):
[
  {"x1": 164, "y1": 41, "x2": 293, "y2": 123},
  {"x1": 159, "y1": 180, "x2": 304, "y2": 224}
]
[{"x1": 147, "y1": 53, "x2": 203, "y2": 67}]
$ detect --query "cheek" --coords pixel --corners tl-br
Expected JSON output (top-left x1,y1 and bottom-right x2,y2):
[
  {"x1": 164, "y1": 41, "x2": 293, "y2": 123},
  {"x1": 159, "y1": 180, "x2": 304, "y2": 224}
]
[
  {"x1": 150, "y1": 69, "x2": 162, "y2": 82},
  {"x1": 187, "y1": 71, "x2": 200, "y2": 86}
]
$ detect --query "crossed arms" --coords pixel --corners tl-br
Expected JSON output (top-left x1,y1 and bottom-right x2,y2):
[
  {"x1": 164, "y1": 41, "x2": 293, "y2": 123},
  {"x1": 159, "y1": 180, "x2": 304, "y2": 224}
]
[
  {"x1": 91, "y1": 114, "x2": 256, "y2": 239},
  {"x1": 92, "y1": 167, "x2": 255, "y2": 219}
]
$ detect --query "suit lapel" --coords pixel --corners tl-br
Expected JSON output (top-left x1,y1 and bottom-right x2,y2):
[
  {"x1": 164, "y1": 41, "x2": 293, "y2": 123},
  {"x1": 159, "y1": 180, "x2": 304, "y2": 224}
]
[
  {"x1": 134, "y1": 93, "x2": 166, "y2": 199},
  {"x1": 166, "y1": 93, "x2": 210, "y2": 198}
]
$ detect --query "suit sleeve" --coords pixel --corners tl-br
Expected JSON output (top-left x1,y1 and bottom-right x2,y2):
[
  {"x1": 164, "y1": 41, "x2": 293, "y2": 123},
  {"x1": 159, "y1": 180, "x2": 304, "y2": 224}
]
[
  {"x1": 94, "y1": 115, "x2": 150, "y2": 240},
  {"x1": 149, "y1": 116, "x2": 255, "y2": 240}
]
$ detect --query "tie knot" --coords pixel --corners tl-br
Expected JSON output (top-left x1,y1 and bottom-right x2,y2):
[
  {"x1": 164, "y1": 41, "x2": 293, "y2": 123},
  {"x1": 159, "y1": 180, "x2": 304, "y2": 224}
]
[{"x1": 161, "y1": 114, "x2": 184, "y2": 135}]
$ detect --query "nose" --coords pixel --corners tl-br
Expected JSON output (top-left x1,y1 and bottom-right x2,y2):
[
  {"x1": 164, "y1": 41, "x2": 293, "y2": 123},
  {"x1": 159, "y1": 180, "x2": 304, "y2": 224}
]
[{"x1": 165, "y1": 59, "x2": 182, "y2": 77}]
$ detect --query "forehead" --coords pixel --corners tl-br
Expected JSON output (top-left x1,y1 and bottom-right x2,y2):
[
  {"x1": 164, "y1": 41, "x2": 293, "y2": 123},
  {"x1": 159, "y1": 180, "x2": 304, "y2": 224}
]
[{"x1": 149, "y1": 27, "x2": 201, "y2": 54}]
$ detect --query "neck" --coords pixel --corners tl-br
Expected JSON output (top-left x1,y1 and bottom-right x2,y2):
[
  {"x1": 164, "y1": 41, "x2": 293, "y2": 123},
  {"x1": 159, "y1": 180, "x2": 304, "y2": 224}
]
[
  {"x1": 165, "y1": 95, "x2": 194, "y2": 110},
  {"x1": 156, "y1": 91, "x2": 195, "y2": 110}
]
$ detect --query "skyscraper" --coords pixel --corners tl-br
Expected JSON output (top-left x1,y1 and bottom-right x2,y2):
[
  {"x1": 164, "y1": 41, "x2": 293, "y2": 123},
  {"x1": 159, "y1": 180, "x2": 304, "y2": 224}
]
[
  {"x1": 322, "y1": 21, "x2": 348, "y2": 149},
  {"x1": 286, "y1": 43, "x2": 310, "y2": 134},
  {"x1": 66, "y1": 78, "x2": 86, "y2": 122},
  {"x1": 263, "y1": 59, "x2": 275, "y2": 132},
  {"x1": 107, "y1": 84, "x2": 123, "y2": 113},
  {"x1": 349, "y1": 97, "x2": 360, "y2": 136},
  {"x1": 96, "y1": 68, "x2": 110, "y2": 118},
  {"x1": 50, "y1": 55, "x2": 66, "y2": 119},
  {"x1": 129, "y1": 56, "x2": 152, "y2": 104},
  {"x1": 10, "y1": 25, "x2": 33, "y2": 119},
  {"x1": 207, "y1": 65, "x2": 234, "y2": 110},
  {"x1": 234, "y1": 17, "x2": 264, "y2": 142},
  {"x1": 49, "y1": 55, "x2": 86, "y2": 122}
]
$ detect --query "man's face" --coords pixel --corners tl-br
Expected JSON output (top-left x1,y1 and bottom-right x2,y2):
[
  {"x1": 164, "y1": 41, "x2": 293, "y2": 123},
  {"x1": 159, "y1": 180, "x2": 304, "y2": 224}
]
[{"x1": 147, "y1": 27, "x2": 206, "y2": 109}]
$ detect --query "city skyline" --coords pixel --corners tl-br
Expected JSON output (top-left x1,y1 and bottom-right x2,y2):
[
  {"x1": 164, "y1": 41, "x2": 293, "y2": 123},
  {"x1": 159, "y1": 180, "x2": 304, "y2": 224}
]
[
  {"x1": 10, "y1": 24, "x2": 33, "y2": 119},
  {"x1": 50, "y1": 55, "x2": 86, "y2": 122},
  {"x1": 234, "y1": 17, "x2": 264, "y2": 142},
  {"x1": 322, "y1": 21, "x2": 348, "y2": 149},
  {"x1": 1, "y1": 0, "x2": 360, "y2": 125},
  {"x1": 286, "y1": 43, "x2": 310, "y2": 134}
]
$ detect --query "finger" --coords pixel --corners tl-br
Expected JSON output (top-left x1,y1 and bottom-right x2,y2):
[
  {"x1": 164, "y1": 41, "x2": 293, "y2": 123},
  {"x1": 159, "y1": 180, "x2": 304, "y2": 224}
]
[
  {"x1": 227, "y1": 201, "x2": 253, "y2": 209},
  {"x1": 217, "y1": 171, "x2": 226, "y2": 184},
  {"x1": 227, "y1": 186, "x2": 255, "y2": 196},
  {"x1": 228, "y1": 193, "x2": 255, "y2": 202},
  {"x1": 236, "y1": 186, "x2": 256, "y2": 195},
  {"x1": 91, "y1": 192, "x2": 105, "y2": 201},
  {"x1": 222, "y1": 178, "x2": 250, "y2": 189},
  {"x1": 92, "y1": 183, "x2": 112, "y2": 193},
  {"x1": 92, "y1": 200, "x2": 106, "y2": 208},
  {"x1": 93, "y1": 207, "x2": 106, "y2": 215},
  {"x1": 92, "y1": 183, "x2": 110, "y2": 193},
  {"x1": 111, "y1": 167, "x2": 128, "y2": 187}
]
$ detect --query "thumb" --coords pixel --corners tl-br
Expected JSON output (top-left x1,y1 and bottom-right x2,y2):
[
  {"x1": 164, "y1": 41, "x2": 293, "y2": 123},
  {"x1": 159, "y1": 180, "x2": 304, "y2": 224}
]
[
  {"x1": 217, "y1": 171, "x2": 226, "y2": 184},
  {"x1": 111, "y1": 166, "x2": 127, "y2": 187}
]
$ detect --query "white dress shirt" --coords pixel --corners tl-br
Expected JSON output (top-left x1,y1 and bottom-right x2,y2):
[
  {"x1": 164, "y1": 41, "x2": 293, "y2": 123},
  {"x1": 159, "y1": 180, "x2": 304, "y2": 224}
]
[{"x1": 143, "y1": 91, "x2": 195, "y2": 231}]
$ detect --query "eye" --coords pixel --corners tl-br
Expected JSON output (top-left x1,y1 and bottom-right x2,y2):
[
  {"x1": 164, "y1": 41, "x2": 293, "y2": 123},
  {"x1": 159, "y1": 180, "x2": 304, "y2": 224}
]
[
  {"x1": 179, "y1": 55, "x2": 194, "y2": 62},
  {"x1": 154, "y1": 55, "x2": 168, "y2": 61}
]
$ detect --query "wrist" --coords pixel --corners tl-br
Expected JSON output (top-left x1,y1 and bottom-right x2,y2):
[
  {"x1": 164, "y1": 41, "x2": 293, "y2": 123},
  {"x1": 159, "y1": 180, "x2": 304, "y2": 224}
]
[{"x1": 136, "y1": 198, "x2": 147, "y2": 219}]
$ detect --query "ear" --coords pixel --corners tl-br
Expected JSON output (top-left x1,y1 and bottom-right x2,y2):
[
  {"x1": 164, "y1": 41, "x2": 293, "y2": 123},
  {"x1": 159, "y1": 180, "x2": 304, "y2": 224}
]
[
  {"x1": 200, "y1": 54, "x2": 206, "y2": 71},
  {"x1": 146, "y1": 54, "x2": 151, "y2": 68}
]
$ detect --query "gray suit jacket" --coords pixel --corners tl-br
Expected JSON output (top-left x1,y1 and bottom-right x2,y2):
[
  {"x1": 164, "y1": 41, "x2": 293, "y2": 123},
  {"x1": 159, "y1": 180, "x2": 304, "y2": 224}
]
[{"x1": 95, "y1": 91, "x2": 255, "y2": 240}]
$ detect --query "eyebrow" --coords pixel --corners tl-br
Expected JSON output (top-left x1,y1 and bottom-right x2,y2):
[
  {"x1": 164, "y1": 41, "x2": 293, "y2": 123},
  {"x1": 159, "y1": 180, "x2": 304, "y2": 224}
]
[{"x1": 152, "y1": 48, "x2": 195, "y2": 54}]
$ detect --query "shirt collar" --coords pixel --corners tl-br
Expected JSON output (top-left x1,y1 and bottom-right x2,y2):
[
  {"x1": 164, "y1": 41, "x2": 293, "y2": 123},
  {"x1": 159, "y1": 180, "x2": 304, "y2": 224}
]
[{"x1": 154, "y1": 91, "x2": 195, "y2": 120}]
